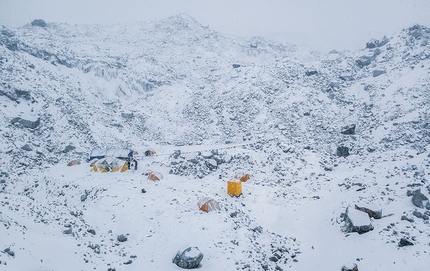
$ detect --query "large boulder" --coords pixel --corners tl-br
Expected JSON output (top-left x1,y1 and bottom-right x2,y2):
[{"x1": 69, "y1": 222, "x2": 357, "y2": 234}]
[
  {"x1": 337, "y1": 146, "x2": 350, "y2": 157},
  {"x1": 341, "y1": 124, "x2": 356, "y2": 135},
  {"x1": 372, "y1": 70, "x2": 386, "y2": 77},
  {"x1": 411, "y1": 189, "x2": 429, "y2": 208},
  {"x1": 31, "y1": 19, "x2": 46, "y2": 27},
  {"x1": 355, "y1": 56, "x2": 373, "y2": 68},
  {"x1": 342, "y1": 207, "x2": 374, "y2": 234},
  {"x1": 11, "y1": 117, "x2": 40, "y2": 129},
  {"x1": 172, "y1": 247, "x2": 203, "y2": 269}
]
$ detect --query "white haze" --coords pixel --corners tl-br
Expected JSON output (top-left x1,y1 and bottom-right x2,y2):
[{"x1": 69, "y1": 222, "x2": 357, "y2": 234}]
[{"x1": 1, "y1": 0, "x2": 430, "y2": 52}]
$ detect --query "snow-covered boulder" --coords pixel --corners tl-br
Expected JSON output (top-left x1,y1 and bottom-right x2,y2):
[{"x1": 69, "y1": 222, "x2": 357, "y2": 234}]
[
  {"x1": 411, "y1": 189, "x2": 429, "y2": 209},
  {"x1": 342, "y1": 207, "x2": 374, "y2": 234},
  {"x1": 372, "y1": 70, "x2": 386, "y2": 77},
  {"x1": 10, "y1": 117, "x2": 40, "y2": 129},
  {"x1": 172, "y1": 247, "x2": 203, "y2": 269}
]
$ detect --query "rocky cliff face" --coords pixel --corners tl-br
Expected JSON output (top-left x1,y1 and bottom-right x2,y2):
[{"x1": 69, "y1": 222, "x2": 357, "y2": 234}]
[{"x1": 1, "y1": 16, "x2": 429, "y2": 178}]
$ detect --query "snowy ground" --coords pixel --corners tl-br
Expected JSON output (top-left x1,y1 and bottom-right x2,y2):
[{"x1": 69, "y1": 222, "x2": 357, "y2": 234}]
[{"x1": 2, "y1": 141, "x2": 430, "y2": 271}]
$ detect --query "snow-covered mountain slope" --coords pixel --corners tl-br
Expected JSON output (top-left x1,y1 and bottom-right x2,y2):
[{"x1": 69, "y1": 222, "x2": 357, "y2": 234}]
[{"x1": 0, "y1": 15, "x2": 430, "y2": 271}]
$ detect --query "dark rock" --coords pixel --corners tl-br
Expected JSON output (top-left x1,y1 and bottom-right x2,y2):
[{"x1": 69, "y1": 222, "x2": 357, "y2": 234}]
[
  {"x1": 5, "y1": 41, "x2": 18, "y2": 51},
  {"x1": 204, "y1": 159, "x2": 217, "y2": 171},
  {"x1": 339, "y1": 75, "x2": 354, "y2": 81},
  {"x1": 21, "y1": 144, "x2": 33, "y2": 151},
  {"x1": 88, "y1": 243, "x2": 100, "y2": 254},
  {"x1": 230, "y1": 211, "x2": 238, "y2": 218},
  {"x1": 412, "y1": 189, "x2": 429, "y2": 208},
  {"x1": 232, "y1": 64, "x2": 241, "y2": 68},
  {"x1": 63, "y1": 145, "x2": 75, "y2": 153},
  {"x1": 121, "y1": 112, "x2": 134, "y2": 119},
  {"x1": 341, "y1": 124, "x2": 356, "y2": 135},
  {"x1": 252, "y1": 226, "x2": 263, "y2": 234},
  {"x1": 63, "y1": 228, "x2": 72, "y2": 235},
  {"x1": 356, "y1": 56, "x2": 373, "y2": 68},
  {"x1": 377, "y1": 36, "x2": 389, "y2": 47},
  {"x1": 11, "y1": 117, "x2": 40, "y2": 129},
  {"x1": 269, "y1": 256, "x2": 278, "y2": 262},
  {"x1": 372, "y1": 70, "x2": 386, "y2": 77},
  {"x1": 367, "y1": 147, "x2": 376, "y2": 153},
  {"x1": 172, "y1": 247, "x2": 203, "y2": 269},
  {"x1": 4, "y1": 248, "x2": 15, "y2": 257},
  {"x1": 373, "y1": 48, "x2": 381, "y2": 56},
  {"x1": 341, "y1": 263, "x2": 358, "y2": 271},
  {"x1": 124, "y1": 260, "x2": 132, "y2": 265},
  {"x1": 171, "y1": 150, "x2": 181, "y2": 159},
  {"x1": 31, "y1": 19, "x2": 46, "y2": 27},
  {"x1": 141, "y1": 188, "x2": 146, "y2": 193},
  {"x1": 413, "y1": 210, "x2": 423, "y2": 219},
  {"x1": 366, "y1": 39, "x2": 379, "y2": 49},
  {"x1": 354, "y1": 204, "x2": 382, "y2": 219},
  {"x1": 87, "y1": 229, "x2": 96, "y2": 235},
  {"x1": 305, "y1": 70, "x2": 318, "y2": 76},
  {"x1": 401, "y1": 215, "x2": 414, "y2": 223},
  {"x1": 117, "y1": 234, "x2": 128, "y2": 242},
  {"x1": 80, "y1": 190, "x2": 89, "y2": 202},
  {"x1": 337, "y1": 146, "x2": 350, "y2": 157},
  {"x1": 1, "y1": 29, "x2": 14, "y2": 37},
  {"x1": 398, "y1": 238, "x2": 414, "y2": 247}
]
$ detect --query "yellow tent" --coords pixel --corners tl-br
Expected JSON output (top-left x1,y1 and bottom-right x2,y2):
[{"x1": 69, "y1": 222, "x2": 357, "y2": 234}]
[
  {"x1": 227, "y1": 178, "x2": 242, "y2": 197},
  {"x1": 93, "y1": 156, "x2": 128, "y2": 173}
]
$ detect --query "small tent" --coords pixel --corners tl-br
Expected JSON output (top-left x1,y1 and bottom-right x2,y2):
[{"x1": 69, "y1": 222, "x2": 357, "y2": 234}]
[
  {"x1": 146, "y1": 170, "x2": 163, "y2": 181},
  {"x1": 145, "y1": 149, "x2": 156, "y2": 156},
  {"x1": 197, "y1": 197, "x2": 221, "y2": 212},
  {"x1": 235, "y1": 173, "x2": 250, "y2": 182},
  {"x1": 93, "y1": 156, "x2": 128, "y2": 173},
  {"x1": 67, "y1": 160, "x2": 81, "y2": 166}
]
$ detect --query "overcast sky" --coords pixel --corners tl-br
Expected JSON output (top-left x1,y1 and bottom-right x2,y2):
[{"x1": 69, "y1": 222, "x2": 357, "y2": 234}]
[{"x1": 1, "y1": 0, "x2": 429, "y2": 52}]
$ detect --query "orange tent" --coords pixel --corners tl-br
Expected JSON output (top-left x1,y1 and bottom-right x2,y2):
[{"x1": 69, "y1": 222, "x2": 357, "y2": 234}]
[
  {"x1": 146, "y1": 170, "x2": 163, "y2": 181},
  {"x1": 198, "y1": 197, "x2": 221, "y2": 212},
  {"x1": 235, "y1": 173, "x2": 250, "y2": 182},
  {"x1": 67, "y1": 160, "x2": 81, "y2": 166}
]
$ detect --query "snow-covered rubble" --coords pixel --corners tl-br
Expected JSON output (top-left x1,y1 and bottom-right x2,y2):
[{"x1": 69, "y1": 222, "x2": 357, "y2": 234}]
[{"x1": 1, "y1": 15, "x2": 430, "y2": 271}]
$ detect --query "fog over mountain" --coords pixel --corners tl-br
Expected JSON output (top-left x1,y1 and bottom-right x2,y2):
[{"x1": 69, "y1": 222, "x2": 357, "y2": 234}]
[{"x1": 0, "y1": 15, "x2": 429, "y2": 271}]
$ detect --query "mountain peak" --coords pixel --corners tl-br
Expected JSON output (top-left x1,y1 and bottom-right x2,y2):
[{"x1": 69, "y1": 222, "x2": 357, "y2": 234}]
[{"x1": 158, "y1": 13, "x2": 203, "y2": 30}]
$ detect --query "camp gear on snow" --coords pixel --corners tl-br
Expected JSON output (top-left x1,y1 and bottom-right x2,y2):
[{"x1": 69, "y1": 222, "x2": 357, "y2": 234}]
[
  {"x1": 93, "y1": 156, "x2": 128, "y2": 172},
  {"x1": 227, "y1": 178, "x2": 242, "y2": 197},
  {"x1": 127, "y1": 158, "x2": 138, "y2": 170},
  {"x1": 197, "y1": 197, "x2": 221, "y2": 213}
]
